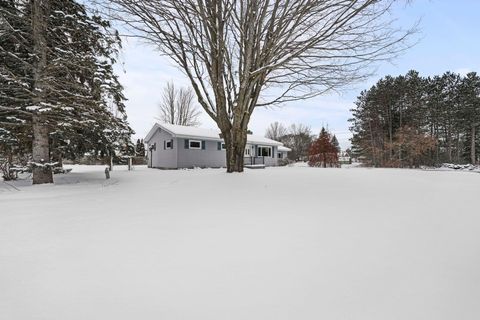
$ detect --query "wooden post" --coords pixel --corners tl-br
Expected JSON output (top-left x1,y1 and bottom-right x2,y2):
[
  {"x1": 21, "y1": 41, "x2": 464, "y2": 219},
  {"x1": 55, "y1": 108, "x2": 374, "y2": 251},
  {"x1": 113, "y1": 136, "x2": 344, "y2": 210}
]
[
  {"x1": 105, "y1": 167, "x2": 110, "y2": 179},
  {"x1": 128, "y1": 157, "x2": 132, "y2": 171}
]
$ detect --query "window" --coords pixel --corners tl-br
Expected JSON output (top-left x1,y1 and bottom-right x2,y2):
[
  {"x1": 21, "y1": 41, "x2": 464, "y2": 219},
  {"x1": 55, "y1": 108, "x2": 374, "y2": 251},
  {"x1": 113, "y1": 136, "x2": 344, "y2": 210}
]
[
  {"x1": 218, "y1": 142, "x2": 226, "y2": 150},
  {"x1": 221, "y1": 143, "x2": 226, "y2": 150},
  {"x1": 165, "y1": 140, "x2": 173, "y2": 149},
  {"x1": 244, "y1": 145, "x2": 252, "y2": 156},
  {"x1": 258, "y1": 146, "x2": 272, "y2": 157},
  {"x1": 189, "y1": 140, "x2": 201, "y2": 149},
  {"x1": 278, "y1": 152, "x2": 283, "y2": 159}
]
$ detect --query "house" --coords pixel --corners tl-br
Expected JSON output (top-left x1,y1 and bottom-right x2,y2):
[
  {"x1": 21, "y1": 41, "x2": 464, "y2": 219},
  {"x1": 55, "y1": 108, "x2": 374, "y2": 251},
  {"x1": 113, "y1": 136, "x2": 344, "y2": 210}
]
[
  {"x1": 278, "y1": 146, "x2": 291, "y2": 160},
  {"x1": 144, "y1": 123, "x2": 291, "y2": 169}
]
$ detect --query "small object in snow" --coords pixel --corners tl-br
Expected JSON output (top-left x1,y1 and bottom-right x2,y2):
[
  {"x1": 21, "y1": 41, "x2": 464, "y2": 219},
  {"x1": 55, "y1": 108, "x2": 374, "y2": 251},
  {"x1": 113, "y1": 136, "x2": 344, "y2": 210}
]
[{"x1": 105, "y1": 167, "x2": 110, "y2": 179}]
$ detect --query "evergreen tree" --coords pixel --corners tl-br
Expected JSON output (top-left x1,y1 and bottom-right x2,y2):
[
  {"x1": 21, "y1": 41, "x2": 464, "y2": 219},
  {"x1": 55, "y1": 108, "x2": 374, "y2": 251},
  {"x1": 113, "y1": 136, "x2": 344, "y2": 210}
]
[
  {"x1": 350, "y1": 70, "x2": 480, "y2": 167},
  {"x1": 458, "y1": 72, "x2": 480, "y2": 164},
  {"x1": 308, "y1": 127, "x2": 338, "y2": 168},
  {"x1": 135, "y1": 139, "x2": 145, "y2": 156},
  {"x1": 0, "y1": 0, "x2": 132, "y2": 183},
  {"x1": 331, "y1": 134, "x2": 340, "y2": 153},
  {"x1": 0, "y1": 0, "x2": 33, "y2": 163}
]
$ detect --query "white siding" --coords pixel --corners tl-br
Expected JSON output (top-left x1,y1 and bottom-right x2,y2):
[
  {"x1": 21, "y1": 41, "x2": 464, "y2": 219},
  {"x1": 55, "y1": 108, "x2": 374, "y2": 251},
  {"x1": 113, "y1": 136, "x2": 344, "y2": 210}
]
[{"x1": 147, "y1": 129, "x2": 177, "y2": 169}]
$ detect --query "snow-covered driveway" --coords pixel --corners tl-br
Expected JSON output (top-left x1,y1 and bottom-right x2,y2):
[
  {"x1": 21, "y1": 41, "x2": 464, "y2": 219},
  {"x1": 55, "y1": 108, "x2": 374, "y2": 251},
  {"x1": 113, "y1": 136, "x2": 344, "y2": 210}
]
[{"x1": 1, "y1": 165, "x2": 479, "y2": 320}]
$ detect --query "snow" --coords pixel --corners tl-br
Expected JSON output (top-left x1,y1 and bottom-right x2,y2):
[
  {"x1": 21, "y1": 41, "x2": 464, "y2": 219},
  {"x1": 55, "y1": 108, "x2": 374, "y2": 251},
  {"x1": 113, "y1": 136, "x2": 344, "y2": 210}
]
[
  {"x1": 438, "y1": 163, "x2": 480, "y2": 172},
  {"x1": 1, "y1": 165, "x2": 480, "y2": 320},
  {"x1": 25, "y1": 105, "x2": 40, "y2": 111},
  {"x1": 278, "y1": 145, "x2": 292, "y2": 152},
  {"x1": 5, "y1": 116, "x2": 26, "y2": 123}
]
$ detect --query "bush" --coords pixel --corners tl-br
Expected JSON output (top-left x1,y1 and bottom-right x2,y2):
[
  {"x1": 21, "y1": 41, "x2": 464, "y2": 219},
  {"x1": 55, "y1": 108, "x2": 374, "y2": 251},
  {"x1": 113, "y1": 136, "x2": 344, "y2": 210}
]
[{"x1": 278, "y1": 158, "x2": 294, "y2": 166}]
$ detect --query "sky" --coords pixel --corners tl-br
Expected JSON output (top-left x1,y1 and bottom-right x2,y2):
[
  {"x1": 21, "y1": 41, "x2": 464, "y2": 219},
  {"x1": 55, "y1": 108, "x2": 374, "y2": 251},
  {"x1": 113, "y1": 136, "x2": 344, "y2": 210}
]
[{"x1": 115, "y1": 0, "x2": 480, "y2": 149}]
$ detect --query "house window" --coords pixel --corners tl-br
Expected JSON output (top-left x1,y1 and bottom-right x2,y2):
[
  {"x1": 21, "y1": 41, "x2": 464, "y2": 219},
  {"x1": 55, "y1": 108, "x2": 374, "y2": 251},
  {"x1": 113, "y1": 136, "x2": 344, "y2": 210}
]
[
  {"x1": 189, "y1": 140, "x2": 201, "y2": 149},
  {"x1": 278, "y1": 152, "x2": 283, "y2": 159},
  {"x1": 258, "y1": 146, "x2": 272, "y2": 157},
  {"x1": 217, "y1": 142, "x2": 226, "y2": 150},
  {"x1": 245, "y1": 145, "x2": 252, "y2": 156},
  {"x1": 165, "y1": 140, "x2": 173, "y2": 149}
]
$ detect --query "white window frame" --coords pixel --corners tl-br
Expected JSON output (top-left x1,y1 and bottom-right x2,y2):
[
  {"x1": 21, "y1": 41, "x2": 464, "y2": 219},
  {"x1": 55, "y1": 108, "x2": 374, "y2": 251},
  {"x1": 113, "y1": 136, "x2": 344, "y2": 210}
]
[
  {"x1": 165, "y1": 140, "x2": 173, "y2": 149},
  {"x1": 258, "y1": 146, "x2": 272, "y2": 157},
  {"x1": 189, "y1": 140, "x2": 202, "y2": 149},
  {"x1": 221, "y1": 142, "x2": 226, "y2": 150},
  {"x1": 244, "y1": 145, "x2": 252, "y2": 156}
]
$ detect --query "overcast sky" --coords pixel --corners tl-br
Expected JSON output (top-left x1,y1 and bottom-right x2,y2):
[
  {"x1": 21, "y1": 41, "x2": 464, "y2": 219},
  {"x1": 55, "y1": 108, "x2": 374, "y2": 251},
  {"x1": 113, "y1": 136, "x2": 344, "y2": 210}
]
[{"x1": 115, "y1": 0, "x2": 480, "y2": 149}]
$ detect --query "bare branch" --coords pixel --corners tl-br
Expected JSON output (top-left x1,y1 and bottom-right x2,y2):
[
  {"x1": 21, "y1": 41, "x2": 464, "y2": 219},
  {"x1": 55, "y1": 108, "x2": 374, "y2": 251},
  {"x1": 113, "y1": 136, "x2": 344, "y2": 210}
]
[
  {"x1": 156, "y1": 81, "x2": 201, "y2": 126},
  {"x1": 100, "y1": 0, "x2": 416, "y2": 172}
]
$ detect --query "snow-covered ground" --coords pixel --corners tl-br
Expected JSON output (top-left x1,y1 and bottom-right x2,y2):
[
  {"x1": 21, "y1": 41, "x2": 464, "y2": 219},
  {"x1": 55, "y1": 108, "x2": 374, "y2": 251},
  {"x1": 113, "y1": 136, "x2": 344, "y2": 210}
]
[{"x1": 1, "y1": 165, "x2": 479, "y2": 320}]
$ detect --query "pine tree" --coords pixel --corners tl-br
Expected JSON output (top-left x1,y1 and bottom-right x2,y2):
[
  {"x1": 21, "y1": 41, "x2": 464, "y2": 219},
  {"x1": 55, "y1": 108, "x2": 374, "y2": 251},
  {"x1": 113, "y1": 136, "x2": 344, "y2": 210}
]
[
  {"x1": 308, "y1": 127, "x2": 338, "y2": 168},
  {"x1": 350, "y1": 70, "x2": 480, "y2": 167},
  {"x1": 0, "y1": 0, "x2": 34, "y2": 167},
  {"x1": 330, "y1": 134, "x2": 340, "y2": 153},
  {"x1": 0, "y1": 0, "x2": 133, "y2": 183},
  {"x1": 135, "y1": 139, "x2": 145, "y2": 156},
  {"x1": 458, "y1": 72, "x2": 480, "y2": 164}
]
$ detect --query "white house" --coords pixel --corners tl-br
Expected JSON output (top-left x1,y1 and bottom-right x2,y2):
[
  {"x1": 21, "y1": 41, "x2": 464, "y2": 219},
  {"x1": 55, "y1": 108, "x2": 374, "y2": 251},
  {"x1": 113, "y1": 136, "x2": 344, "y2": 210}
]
[{"x1": 144, "y1": 123, "x2": 291, "y2": 169}]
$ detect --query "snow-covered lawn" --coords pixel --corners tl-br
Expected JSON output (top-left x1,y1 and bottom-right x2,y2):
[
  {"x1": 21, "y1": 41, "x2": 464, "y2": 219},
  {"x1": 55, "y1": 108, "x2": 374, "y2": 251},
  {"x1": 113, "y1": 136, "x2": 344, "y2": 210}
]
[{"x1": 1, "y1": 165, "x2": 479, "y2": 320}]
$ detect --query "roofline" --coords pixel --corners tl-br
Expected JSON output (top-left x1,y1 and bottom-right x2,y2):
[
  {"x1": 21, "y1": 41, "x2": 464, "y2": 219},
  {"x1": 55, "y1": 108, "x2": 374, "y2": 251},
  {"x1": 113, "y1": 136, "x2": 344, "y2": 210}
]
[
  {"x1": 144, "y1": 123, "x2": 160, "y2": 143},
  {"x1": 145, "y1": 123, "x2": 283, "y2": 146}
]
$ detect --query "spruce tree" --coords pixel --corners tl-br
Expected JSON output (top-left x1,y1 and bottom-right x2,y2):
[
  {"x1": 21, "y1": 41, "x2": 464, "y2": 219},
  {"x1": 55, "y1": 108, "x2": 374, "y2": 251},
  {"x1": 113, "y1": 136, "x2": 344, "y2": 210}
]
[
  {"x1": 331, "y1": 134, "x2": 340, "y2": 153},
  {"x1": 0, "y1": 0, "x2": 132, "y2": 183},
  {"x1": 135, "y1": 139, "x2": 145, "y2": 156}
]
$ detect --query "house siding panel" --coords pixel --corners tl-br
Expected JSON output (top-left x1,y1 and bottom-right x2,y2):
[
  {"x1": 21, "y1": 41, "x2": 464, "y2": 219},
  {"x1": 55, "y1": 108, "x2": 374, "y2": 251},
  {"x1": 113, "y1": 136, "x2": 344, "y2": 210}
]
[
  {"x1": 264, "y1": 146, "x2": 278, "y2": 166},
  {"x1": 148, "y1": 129, "x2": 177, "y2": 168},
  {"x1": 177, "y1": 139, "x2": 226, "y2": 168}
]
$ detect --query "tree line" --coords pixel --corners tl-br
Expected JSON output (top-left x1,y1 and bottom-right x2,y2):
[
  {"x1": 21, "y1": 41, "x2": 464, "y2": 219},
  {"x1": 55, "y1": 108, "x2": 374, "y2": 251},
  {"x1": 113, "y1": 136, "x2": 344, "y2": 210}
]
[
  {"x1": 0, "y1": 0, "x2": 132, "y2": 183},
  {"x1": 265, "y1": 121, "x2": 341, "y2": 164},
  {"x1": 266, "y1": 122, "x2": 313, "y2": 161},
  {"x1": 349, "y1": 70, "x2": 480, "y2": 167}
]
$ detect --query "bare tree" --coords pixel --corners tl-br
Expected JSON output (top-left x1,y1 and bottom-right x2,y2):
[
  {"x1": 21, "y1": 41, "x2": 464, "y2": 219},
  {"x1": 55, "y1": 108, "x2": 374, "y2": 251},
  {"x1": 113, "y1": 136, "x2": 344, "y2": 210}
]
[
  {"x1": 265, "y1": 122, "x2": 287, "y2": 141},
  {"x1": 282, "y1": 124, "x2": 314, "y2": 161},
  {"x1": 104, "y1": 0, "x2": 415, "y2": 172},
  {"x1": 157, "y1": 82, "x2": 201, "y2": 126}
]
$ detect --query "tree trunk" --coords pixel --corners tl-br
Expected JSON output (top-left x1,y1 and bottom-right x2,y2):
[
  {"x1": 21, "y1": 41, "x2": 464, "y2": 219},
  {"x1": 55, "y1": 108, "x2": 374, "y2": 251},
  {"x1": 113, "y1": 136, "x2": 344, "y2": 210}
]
[
  {"x1": 108, "y1": 155, "x2": 113, "y2": 171},
  {"x1": 471, "y1": 125, "x2": 476, "y2": 165},
  {"x1": 446, "y1": 129, "x2": 452, "y2": 163},
  {"x1": 32, "y1": 115, "x2": 53, "y2": 184},
  {"x1": 224, "y1": 128, "x2": 247, "y2": 173},
  {"x1": 31, "y1": 0, "x2": 52, "y2": 185},
  {"x1": 53, "y1": 154, "x2": 63, "y2": 168}
]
